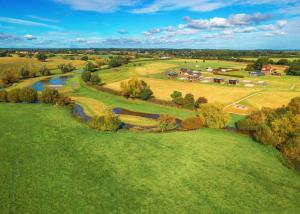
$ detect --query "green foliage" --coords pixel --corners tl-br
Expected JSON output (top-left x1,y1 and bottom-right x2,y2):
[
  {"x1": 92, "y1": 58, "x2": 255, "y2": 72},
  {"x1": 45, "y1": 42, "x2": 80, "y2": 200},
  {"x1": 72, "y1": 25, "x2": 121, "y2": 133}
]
[
  {"x1": 170, "y1": 91, "x2": 184, "y2": 105},
  {"x1": 236, "y1": 97, "x2": 300, "y2": 160},
  {"x1": 277, "y1": 58, "x2": 289, "y2": 65},
  {"x1": 36, "y1": 52, "x2": 47, "y2": 61},
  {"x1": 183, "y1": 93, "x2": 195, "y2": 109},
  {"x1": 40, "y1": 88, "x2": 60, "y2": 104},
  {"x1": 81, "y1": 55, "x2": 89, "y2": 61},
  {"x1": 181, "y1": 117, "x2": 203, "y2": 131},
  {"x1": 120, "y1": 78, "x2": 153, "y2": 100},
  {"x1": 286, "y1": 60, "x2": 300, "y2": 76},
  {"x1": 19, "y1": 67, "x2": 29, "y2": 79},
  {"x1": 39, "y1": 65, "x2": 51, "y2": 76},
  {"x1": 253, "y1": 57, "x2": 270, "y2": 70},
  {"x1": 84, "y1": 61, "x2": 97, "y2": 72},
  {"x1": 108, "y1": 56, "x2": 129, "y2": 67},
  {"x1": 199, "y1": 103, "x2": 229, "y2": 128},
  {"x1": 0, "y1": 90, "x2": 7, "y2": 102},
  {"x1": 58, "y1": 63, "x2": 75, "y2": 73},
  {"x1": 90, "y1": 74, "x2": 101, "y2": 85},
  {"x1": 19, "y1": 87, "x2": 38, "y2": 103},
  {"x1": 195, "y1": 97, "x2": 208, "y2": 108},
  {"x1": 88, "y1": 110, "x2": 121, "y2": 131},
  {"x1": 158, "y1": 114, "x2": 177, "y2": 132},
  {"x1": 7, "y1": 88, "x2": 21, "y2": 103},
  {"x1": 81, "y1": 71, "x2": 92, "y2": 82}
]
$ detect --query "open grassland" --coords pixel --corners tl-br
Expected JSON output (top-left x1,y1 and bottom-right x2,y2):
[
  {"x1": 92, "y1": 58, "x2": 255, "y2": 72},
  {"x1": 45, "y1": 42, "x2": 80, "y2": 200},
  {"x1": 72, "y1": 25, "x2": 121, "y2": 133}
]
[
  {"x1": 0, "y1": 56, "x2": 85, "y2": 74},
  {"x1": 0, "y1": 104, "x2": 299, "y2": 213},
  {"x1": 106, "y1": 78, "x2": 259, "y2": 105}
]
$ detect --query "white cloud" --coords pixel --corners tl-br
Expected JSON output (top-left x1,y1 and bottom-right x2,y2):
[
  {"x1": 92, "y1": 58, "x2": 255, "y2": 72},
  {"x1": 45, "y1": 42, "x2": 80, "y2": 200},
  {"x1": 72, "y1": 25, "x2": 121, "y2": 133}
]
[
  {"x1": 118, "y1": 29, "x2": 128, "y2": 34},
  {"x1": 24, "y1": 34, "x2": 37, "y2": 40},
  {"x1": 0, "y1": 17, "x2": 61, "y2": 29},
  {"x1": 53, "y1": 0, "x2": 138, "y2": 12},
  {"x1": 27, "y1": 15, "x2": 58, "y2": 23}
]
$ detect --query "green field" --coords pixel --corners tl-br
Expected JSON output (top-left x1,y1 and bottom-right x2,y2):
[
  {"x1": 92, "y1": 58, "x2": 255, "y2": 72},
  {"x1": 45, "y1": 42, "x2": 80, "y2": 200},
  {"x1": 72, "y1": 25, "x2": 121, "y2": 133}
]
[{"x1": 1, "y1": 104, "x2": 299, "y2": 213}]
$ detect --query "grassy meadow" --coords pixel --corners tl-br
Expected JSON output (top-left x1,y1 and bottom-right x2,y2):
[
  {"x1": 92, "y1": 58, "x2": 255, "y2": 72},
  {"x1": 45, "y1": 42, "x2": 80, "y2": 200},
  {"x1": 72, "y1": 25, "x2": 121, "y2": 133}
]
[{"x1": 1, "y1": 103, "x2": 300, "y2": 213}]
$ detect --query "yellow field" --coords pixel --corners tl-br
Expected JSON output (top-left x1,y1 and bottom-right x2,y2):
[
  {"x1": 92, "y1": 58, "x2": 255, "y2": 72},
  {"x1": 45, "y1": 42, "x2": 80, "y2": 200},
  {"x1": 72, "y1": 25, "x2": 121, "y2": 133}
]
[
  {"x1": 70, "y1": 96, "x2": 107, "y2": 116},
  {"x1": 106, "y1": 78, "x2": 259, "y2": 105},
  {"x1": 241, "y1": 91, "x2": 300, "y2": 109},
  {"x1": 0, "y1": 56, "x2": 85, "y2": 73},
  {"x1": 119, "y1": 115, "x2": 158, "y2": 127},
  {"x1": 134, "y1": 62, "x2": 175, "y2": 75}
]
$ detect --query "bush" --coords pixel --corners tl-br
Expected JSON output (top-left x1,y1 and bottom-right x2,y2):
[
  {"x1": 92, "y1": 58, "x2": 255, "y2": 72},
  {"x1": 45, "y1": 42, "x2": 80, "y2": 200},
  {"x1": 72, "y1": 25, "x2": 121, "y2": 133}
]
[
  {"x1": 81, "y1": 55, "x2": 89, "y2": 61},
  {"x1": 90, "y1": 74, "x2": 101, "y2": 85},
  {"x1": 183, "y1": 93, "x2": 195, "y2": 109},
  {"x1": 108, "y1": 56, "x2": 129, "y2": 67},
  {"x1": 58, "y1": 63, "x2": 75, "y2": 73},
  {"x1": 81, "y1": 71, "x2": 91, "y2": 82},
  {"x1": 7, "y1": 88, "x2": 21, "y2": 103},
  {"x1": 0, "y1": 90, "x2": 7, "y2": 102},
  {"x1": 36, "y1": 52, "x2": 47, "y2": 61},
  {"x1": 181, "y1": 117, "x2": 203, "y2": 131},
  {"x1": 19, "y1": 67, "x2": 29, "y2": 79},
  {"x1": 1, "y1": 70, "x2": 20, "y2": 87},
  {"x1": 56, "y1": 95, "x2": 74, "y2": 106},
  {"x1": 88, "y1": 110, "x2": 121, "y2": 131},
  {"x1": 40, "y1": 88, "x2": 60, "y2": 104},
  {"x1": 120, "y1": 78, "x2": 153, "y2": 100},
  {"x1": 170, "y1": 91, "x2": 183, "y2": 105},
  {"x1": 39, "y1": 65, "x2": 51, "y2": 76},
  {"x1": 84, "y1": 61, "x2": 97, "y2": 72},
  {"x1": 199, "y1": 103, "x2": 229, "y2": 128},
  {"x1": 195, "y1": 97, "x2": 208, "y2": 108},
  {"x1": 158, "y1": 114, "x2": 177, "y2": 132},
  {"x1": 19, "y1": 87, "x2": 38, "y2": 103}
]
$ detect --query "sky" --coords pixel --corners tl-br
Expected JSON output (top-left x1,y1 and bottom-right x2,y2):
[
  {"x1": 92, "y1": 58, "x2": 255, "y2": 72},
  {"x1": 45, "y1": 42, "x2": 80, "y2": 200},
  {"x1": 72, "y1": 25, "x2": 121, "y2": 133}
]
[{"x1": 0, "y1": 0, "x2": 300, "y2": 49}]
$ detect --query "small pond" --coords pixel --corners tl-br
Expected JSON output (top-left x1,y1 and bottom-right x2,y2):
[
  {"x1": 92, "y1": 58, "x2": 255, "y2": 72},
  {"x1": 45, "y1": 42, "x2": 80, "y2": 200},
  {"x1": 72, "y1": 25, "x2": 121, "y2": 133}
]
[{"x1": 31, "y1": 75, "x2": 73, "y2": 92}]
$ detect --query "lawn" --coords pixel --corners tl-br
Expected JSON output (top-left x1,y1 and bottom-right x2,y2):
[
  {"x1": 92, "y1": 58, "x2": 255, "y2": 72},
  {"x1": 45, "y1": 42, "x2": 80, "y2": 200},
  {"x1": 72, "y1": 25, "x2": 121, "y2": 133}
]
[{"x1": 0, "y1": 103, "x2": 299, "y2": 213}]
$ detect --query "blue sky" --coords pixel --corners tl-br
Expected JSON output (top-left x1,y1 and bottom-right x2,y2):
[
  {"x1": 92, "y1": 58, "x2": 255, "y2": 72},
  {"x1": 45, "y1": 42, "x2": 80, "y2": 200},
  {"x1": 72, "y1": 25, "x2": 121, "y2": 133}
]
[{"x1": 0, "y1": 0, "x2": 300, "y2": 49}]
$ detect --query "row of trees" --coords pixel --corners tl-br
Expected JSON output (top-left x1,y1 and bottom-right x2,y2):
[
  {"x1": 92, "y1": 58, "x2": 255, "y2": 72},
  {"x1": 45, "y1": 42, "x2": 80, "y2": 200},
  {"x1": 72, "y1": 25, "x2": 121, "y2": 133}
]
[
  {"x1": 0, "y1": 87, "x2": 73, "y2": 106},
  {"x1": 170, "y1": 91, "x2": 208, "y2": 110},
  {"x1": 236, "y1": 97, "x2": 300, "y2": 160}
]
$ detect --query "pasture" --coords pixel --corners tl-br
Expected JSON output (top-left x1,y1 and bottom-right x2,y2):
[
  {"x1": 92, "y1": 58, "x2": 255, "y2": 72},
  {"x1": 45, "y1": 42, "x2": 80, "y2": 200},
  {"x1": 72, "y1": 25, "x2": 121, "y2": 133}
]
[{"x1": 1, "y1": 103, "x2": 299, "y2": 213}]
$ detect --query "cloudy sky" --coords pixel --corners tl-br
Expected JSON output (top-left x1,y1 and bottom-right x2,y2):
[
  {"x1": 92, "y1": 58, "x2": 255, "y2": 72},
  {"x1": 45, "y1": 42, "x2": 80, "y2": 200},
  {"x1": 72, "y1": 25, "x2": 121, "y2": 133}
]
[{"x1": 0, "y1": 0, "x2": 300, "y2": 49}]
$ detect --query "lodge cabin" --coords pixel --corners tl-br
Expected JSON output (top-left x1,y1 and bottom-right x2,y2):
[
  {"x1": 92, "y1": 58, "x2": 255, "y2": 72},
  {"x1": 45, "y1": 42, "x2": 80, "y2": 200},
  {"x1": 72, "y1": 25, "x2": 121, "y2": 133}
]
[
  {"x1": 213, "y1": 78, "x2": 225, "y2": 84},
  {"x1": 228, "y1": 79, "x2": 239, "y2": 85},
  {"x1": 261, "y1": 64, "x2": 273, "y2": 75},
  {"x1": 166, "y1": 71, "x2": 178, "y2": 79},
  {"x1": 249, "y1": 71, "x2": 265, "y2": 76},
  {"x1": 179, "y1": 68, "x2": 201, "y2": 81}
]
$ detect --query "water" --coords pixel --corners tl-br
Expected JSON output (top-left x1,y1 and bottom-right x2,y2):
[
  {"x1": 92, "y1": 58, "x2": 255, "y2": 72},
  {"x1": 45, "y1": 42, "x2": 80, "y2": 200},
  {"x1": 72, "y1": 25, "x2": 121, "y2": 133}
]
[
  {"x1": 31, "y1": 75, "x2": 73, "y2": 92},
  {"x1": 72, "y1": 104, "x2": 91, "y2": 121}
]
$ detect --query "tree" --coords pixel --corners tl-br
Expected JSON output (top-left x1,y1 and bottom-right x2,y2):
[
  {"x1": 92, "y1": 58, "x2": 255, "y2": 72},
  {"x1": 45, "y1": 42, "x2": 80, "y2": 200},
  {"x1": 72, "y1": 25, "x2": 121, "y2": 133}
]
[
  {"x1": 40, "y1": 88, "x2": 60, "y2": 104},
  {"x1": 195, "y1": 97, "x2": 208, "y2": 108},
  {"x1": 183, "y1": 93, "x2": 195, "y2": 109},
  {"x1": 19, "y1": 87, "x2": 38, "y2": 103},
  {"x1": 81, "y1": 55, "x2": 89, "y2": 61},
  {"x1": 198, "y1": 103, "x2": 229, "y2": 128},
  {"x1": 0, "y1": 90, "x2": 7, "y2": 102},
  {"x1": 1, "y1": 71, "x2": 20, "y2": 87},
  {"x1": 181, "y1": 117, "x2": 203, "y2": 131},
  {"x1": 90, "y1": 74, "x2": 101, "y2": 85},
  {"x1": 81, "y1": 71, "x2": 92, "y2": 82},
  {"x1": 120, "y1": 78, "x2": 153, "y2": 100},
  {"x1": 7, "y1": 88, "x2": 21, "y2": 103},
  {"x1": 253, "y1": 57, "x2": 270, "y2": 70},
  {"x1": 19, "y1": 67, "x2": 29, "y2": 79},
  {"x1": 286, "y1": 60, "x2": 300, "y2": 76},
  {"x1": 58, "y1": 63, "x2": 75, "y2": 73},
  {"x1": 95, "y1": 58, "x2": 107, "y2": 67},
  {"x1": 39, "y1": 65, "x2": 51, "y2": 76},
  {"x1": 88, "y1": 110, "x2": 121, "y2": 131},
  {"x1": 108, "y1": 56, "x2": 128, "y2": 67},
  {"x1": 170, "y1": 91, "x2": 184, "y2": 105},
  {"x1": 36, "y1": 52, "x2": 47, "y2": 61},
  {"x1": 277, "y1": 59, "x2": 289, "y2": 65},
  {"x1": 84, "y1": 61, "x2": 97, "y2": 72},
  {"x1": 158, "y1": 114, "x2": 177, "y2": 132}
]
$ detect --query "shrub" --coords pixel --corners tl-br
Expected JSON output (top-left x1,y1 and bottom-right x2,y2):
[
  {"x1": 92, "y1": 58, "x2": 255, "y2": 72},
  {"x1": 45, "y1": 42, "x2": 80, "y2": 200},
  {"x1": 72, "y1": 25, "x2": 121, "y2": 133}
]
[
  {"x1": 58, "y1": 63, "x2": 75, "y2": 73},
  {"x1": 88, "y1": 110, "x2": 121, "y2": 131},
  {"x1": 84, "y1": 61, "x2": 97, "y2": 72},
  {"x1": 181, "y1": 117, "x2": 203, "y2": 131},
  {"x1": 195, "y1": 97, "x2": 208, "y2": 108},
  {"x1": 81, "y1": 71, "x2": 91, "y2": 82},
  {"x1": 1, "y1": 70, "x2": 20, "y2": 87},
  {"x1": 7, "y1": 88, "x2": 21, "y2": 103},
  {"x1": 19, "y1": 87, "x2": 38, "y2": 103},
  {"x1": 95, "y1": 58, "x2": 107, "y2": 67},
  {"x1": 0, "y1": 90, "x2": 7, "y2": 102},
  {"x1": 108, "y1": 56, "x2": 128, "y2": 67},
  {"x1": 29, "y1": 71, "x2": 37, "y2": 78},
  {"x1": 40, "y1": 88, "x2": 60, "y2": 104},
  {"x1": 158, "y1": 114, "x2": 177, "y2": 132},
  {"x1": 36, "y1": 52, "x2": 47, "y2": 61},
  {"x1": 120, "y1": 78, "x2": 153, "y2": 100},
  {"x1": 170, "y1": 91, "x2": 183, "y2": 105},
  {"x1": 280, "y1": 137, "x2": 300, "y2": 161},
  {"x1": 39, "y1": 65, "x2": 51, "y2": 76},
  {"x1": 81, "y1": 55, "x2": 89, "y2": 61},
  {"x1": 19, "y1": 67, "x2": 29, "y2": 79},
  {"x1": 286, "y1": 60, "x2": 300, "y2": 76},
  {"x1": 56, "y1": 95, "x2": 74, "y2": 106},
  {"x1": 183, "y1": 93, "x2": 195, "y2": 109},
  {"x1": 90, "y1": 74, "x2": 101, "y2": 85},
  {"x1": 199, "y1": 103, "x2": 229, "y2": 128}
]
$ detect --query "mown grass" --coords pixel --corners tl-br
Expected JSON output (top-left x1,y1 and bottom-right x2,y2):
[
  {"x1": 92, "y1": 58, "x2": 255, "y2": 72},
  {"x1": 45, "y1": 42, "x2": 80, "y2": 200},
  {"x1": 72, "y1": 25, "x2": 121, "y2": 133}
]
[{"x1": 0, "y1": 103, "x2": 299, "y2": 213}]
